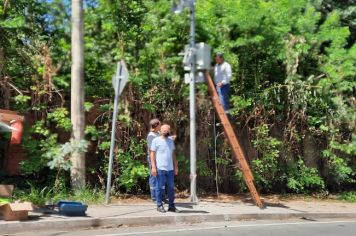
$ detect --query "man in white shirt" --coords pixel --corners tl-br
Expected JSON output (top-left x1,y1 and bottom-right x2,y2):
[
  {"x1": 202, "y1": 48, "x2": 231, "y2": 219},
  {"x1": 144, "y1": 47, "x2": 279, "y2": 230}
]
[{"x1": 214, "y1": 52, "x2": 232, "y2": 113}]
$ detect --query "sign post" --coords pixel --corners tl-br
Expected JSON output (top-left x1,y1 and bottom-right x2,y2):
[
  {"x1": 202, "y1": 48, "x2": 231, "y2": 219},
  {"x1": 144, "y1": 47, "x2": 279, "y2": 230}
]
[
  {"x1": 188, "y1": 0, "x2": 198, "y2": 203},
  {"x1": 105, "y1": 60, "x2": 129, "y2": 204}
]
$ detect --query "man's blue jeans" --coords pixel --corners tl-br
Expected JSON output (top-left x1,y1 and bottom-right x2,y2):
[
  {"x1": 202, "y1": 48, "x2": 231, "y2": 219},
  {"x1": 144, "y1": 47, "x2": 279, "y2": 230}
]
[
  {"x1": 147, "y1": 155, "x2": 156, "y2": 200},
  {"x1": 216, "y1": 83, "x2": 230, "y2": 112},
  {"x1": 156, "y1": 169, "x2": 175, "y2": 209}
]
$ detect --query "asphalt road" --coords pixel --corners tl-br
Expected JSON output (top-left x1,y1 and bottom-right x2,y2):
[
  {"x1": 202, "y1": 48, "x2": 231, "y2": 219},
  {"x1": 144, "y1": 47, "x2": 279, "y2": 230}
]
[{"x1": 14, "y1": 218, "x2": 356, "y2": 236}]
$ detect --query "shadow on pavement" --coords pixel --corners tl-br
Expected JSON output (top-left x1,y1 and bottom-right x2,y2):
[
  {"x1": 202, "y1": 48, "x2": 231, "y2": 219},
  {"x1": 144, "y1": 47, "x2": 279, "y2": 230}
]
[
  {"x1": 175, "y1": 203, "x2": 196, "y2": 209},
  {"x1": 178, "y1": 210, "x2": 210, "y2": 214},
  {"x1": 101, "y1": 207, "x2": 156, "y2": 218},
  {"x1": 240, "y1": 198, "x2": 307, "y2": 213},
  {"x1": 27, "y1": 207, "x2": 91, "y2": 221},
  {"x1": 175, "y1": 203, "x2": 209, "y2": 214}
]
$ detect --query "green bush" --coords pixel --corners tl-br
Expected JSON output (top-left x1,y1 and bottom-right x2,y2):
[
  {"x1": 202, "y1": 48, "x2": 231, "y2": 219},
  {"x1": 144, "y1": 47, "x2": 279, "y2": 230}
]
[
  {"x1": 13, "y1": 184, "x2": 105, "y2": 206},
  {"x1": 251, "y1": 124, "x2": 282, "y2": 191},
  {"x1": 115, "y1": 139, "x2": 149, "y2": 193},
  {"x1": 286, "y1": 159, "x2": 325, "y2": 193},
  {"x1": 322, "y1": 138, "x2": 355, "y2": 187},
  {"x1": 338, "y1": 191, "x2": 356, "y2": 203}
]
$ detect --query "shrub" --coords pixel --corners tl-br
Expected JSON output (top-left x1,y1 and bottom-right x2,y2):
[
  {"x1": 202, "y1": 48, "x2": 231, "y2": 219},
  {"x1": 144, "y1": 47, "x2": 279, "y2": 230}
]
[{"x1": 286, "y1": 159, "x2": 325, "y2": 193}]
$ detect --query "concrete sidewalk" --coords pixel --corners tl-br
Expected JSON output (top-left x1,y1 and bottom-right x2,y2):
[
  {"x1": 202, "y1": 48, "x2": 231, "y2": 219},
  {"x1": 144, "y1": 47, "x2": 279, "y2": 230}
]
[{"x1": 1, "y1": 199, "x2": 356, "y2": 234}]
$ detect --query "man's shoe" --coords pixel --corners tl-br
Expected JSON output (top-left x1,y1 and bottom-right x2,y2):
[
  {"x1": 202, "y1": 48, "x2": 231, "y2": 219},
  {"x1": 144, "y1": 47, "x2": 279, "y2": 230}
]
[
  {"x1": 168, "y1": 207, "x2": 180, "y2": 213},
  {"x1": 157, "y1": 205, "x2": 166, "y2": 213}
]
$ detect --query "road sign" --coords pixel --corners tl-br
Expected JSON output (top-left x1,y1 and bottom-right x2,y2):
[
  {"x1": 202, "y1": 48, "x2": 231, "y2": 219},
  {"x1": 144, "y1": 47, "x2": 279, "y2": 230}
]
[
  {"x1": 112, "y1": 59, "x2": 129, "y2": 96},
  {"x1": 106, "y1": 59, "x2": 129, "y2": 204}
]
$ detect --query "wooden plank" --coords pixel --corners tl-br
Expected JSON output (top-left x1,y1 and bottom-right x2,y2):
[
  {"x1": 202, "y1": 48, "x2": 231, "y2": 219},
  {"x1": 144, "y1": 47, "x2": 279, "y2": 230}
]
[
  {"x1": 0, "y1": 109, "x2": 18, "y2": 115},
  {"x1": 204, "y1": 71, "x2": 264, "y2": 209},
  {"x1": 0, "y1": 109, "x2": 24, "y2": 123}
]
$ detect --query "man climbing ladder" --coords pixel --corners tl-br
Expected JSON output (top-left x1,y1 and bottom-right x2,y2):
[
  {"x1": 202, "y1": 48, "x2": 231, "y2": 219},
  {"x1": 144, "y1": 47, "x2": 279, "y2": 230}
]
[{"x1": 206, "y1": 71, "x2": 264, "y2": 209}]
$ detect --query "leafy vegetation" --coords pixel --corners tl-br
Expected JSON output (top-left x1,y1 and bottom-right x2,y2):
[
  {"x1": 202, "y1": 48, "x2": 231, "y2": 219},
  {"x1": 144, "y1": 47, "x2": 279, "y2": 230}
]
[
  {"x1": 0, "y1": 0, "x2": 355, "y2": 198},
  {"x1": 338, "y1": 191, "x2": 356, "y2": 203},
  {"x1": 0, "y1": 197, "x2": 10, "y2": 204},
  {"x1": 13, "y1": 185, "x2": 104, "y2": 206}
]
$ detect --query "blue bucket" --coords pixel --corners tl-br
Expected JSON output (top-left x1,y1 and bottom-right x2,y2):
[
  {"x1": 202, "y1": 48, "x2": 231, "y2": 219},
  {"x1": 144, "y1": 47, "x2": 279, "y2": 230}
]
[{"x1": 57, "y1": 201, "x2": 88, "y2": 216}]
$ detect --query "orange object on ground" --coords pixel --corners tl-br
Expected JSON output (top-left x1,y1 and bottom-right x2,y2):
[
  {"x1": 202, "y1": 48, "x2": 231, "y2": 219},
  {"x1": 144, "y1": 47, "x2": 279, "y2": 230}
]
[{"x1": 10, "y1": 120, "x2": 24, "y2": 145}]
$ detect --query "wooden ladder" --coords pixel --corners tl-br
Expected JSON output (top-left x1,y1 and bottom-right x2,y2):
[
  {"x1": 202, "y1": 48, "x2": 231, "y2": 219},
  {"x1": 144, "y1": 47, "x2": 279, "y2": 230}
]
[{"x1": 204, "y1": 71, "x2": 264, "y2": 209}]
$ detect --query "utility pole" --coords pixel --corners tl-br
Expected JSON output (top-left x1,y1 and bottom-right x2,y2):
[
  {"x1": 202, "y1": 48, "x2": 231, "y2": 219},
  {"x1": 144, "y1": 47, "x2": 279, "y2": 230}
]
[
  {"x1": 172, "y1": 0, "x2": 198, "y2": 202},
  {"x1": 188, "y1": 1, "x2": 198, "y2": 202},
  {"x1": 71, "y1": 0, "x2": 85, "y2": 190}
]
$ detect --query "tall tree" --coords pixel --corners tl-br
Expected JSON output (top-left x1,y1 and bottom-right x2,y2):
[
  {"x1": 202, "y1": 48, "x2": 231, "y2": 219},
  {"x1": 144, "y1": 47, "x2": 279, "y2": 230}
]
[{"x1": 70, "y1": 0, "x2": 85, "y2": 189}]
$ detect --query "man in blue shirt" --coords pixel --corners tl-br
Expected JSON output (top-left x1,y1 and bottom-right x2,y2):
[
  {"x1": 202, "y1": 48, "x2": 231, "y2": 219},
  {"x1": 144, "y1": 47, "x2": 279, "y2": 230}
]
[{"x1": 150, "y1": 124, "x2": 179, "y2": 213}]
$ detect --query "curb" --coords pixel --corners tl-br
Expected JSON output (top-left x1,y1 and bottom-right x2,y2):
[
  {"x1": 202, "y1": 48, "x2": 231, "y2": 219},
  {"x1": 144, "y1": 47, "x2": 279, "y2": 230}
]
[{"x1": 1, "y1": 212, "x2": 356, "y2": 234}]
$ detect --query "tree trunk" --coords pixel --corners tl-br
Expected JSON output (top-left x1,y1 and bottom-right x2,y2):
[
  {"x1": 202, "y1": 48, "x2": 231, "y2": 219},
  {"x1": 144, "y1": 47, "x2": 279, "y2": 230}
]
[{"x1": 71, "y1": 0, "x2": 85, "y2": 189}]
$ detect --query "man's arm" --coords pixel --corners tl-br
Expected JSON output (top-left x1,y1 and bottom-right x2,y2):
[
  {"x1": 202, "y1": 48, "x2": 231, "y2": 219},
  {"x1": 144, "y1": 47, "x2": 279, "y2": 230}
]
[
  {"x1": 173, "y1": 152, "x2": 178, "y2": 175},
  {"x1": 169, "y1": 134, "x2": 177, "y2": 141},
  {"x1": 150, "y1": 150, "x2": 157, "y2": 177},
  {"x1": 224, "y1": 63, "x2": 232, "y2": 85}
]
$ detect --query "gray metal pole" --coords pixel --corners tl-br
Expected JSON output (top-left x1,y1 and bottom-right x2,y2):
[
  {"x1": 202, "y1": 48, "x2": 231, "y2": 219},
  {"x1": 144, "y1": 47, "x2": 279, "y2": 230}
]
[
  {"x1": 105, "y1": 66, "x2": 123, "y2": 204},
  {"x1": 189, "y1": 1, "x2": 198, "y2": 202},
  {"x1": 213, "y1": 112, "x2": 219, "y2": 196}
]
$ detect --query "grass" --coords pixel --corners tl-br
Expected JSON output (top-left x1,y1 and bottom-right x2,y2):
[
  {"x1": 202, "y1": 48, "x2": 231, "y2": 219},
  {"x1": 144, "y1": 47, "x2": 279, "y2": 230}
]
[
  {"x1": 0, "y1": 197, "x2": 11, "y2": 204},
  {"x1": 338, "y1": 191, "x2": 356, "y2": 203},
  {"x1": 70, "y1": 188, "x2": 105, "y2": 204},
  {"x1": 13, "y1": 186, "x2": 105, "y2": 206}
]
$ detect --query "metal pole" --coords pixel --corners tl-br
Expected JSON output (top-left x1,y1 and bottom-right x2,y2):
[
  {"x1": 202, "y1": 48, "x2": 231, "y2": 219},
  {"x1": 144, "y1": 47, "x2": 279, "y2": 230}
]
[
  {"x1": 105, "y1": 66, "x2": 123, "y2": 204},
  {"x1": 213, "y1": 112, "x2": 219, "y2": 196},
  {"x1": 189, "y1": 1, "x2": 198, "y2": 202}
]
